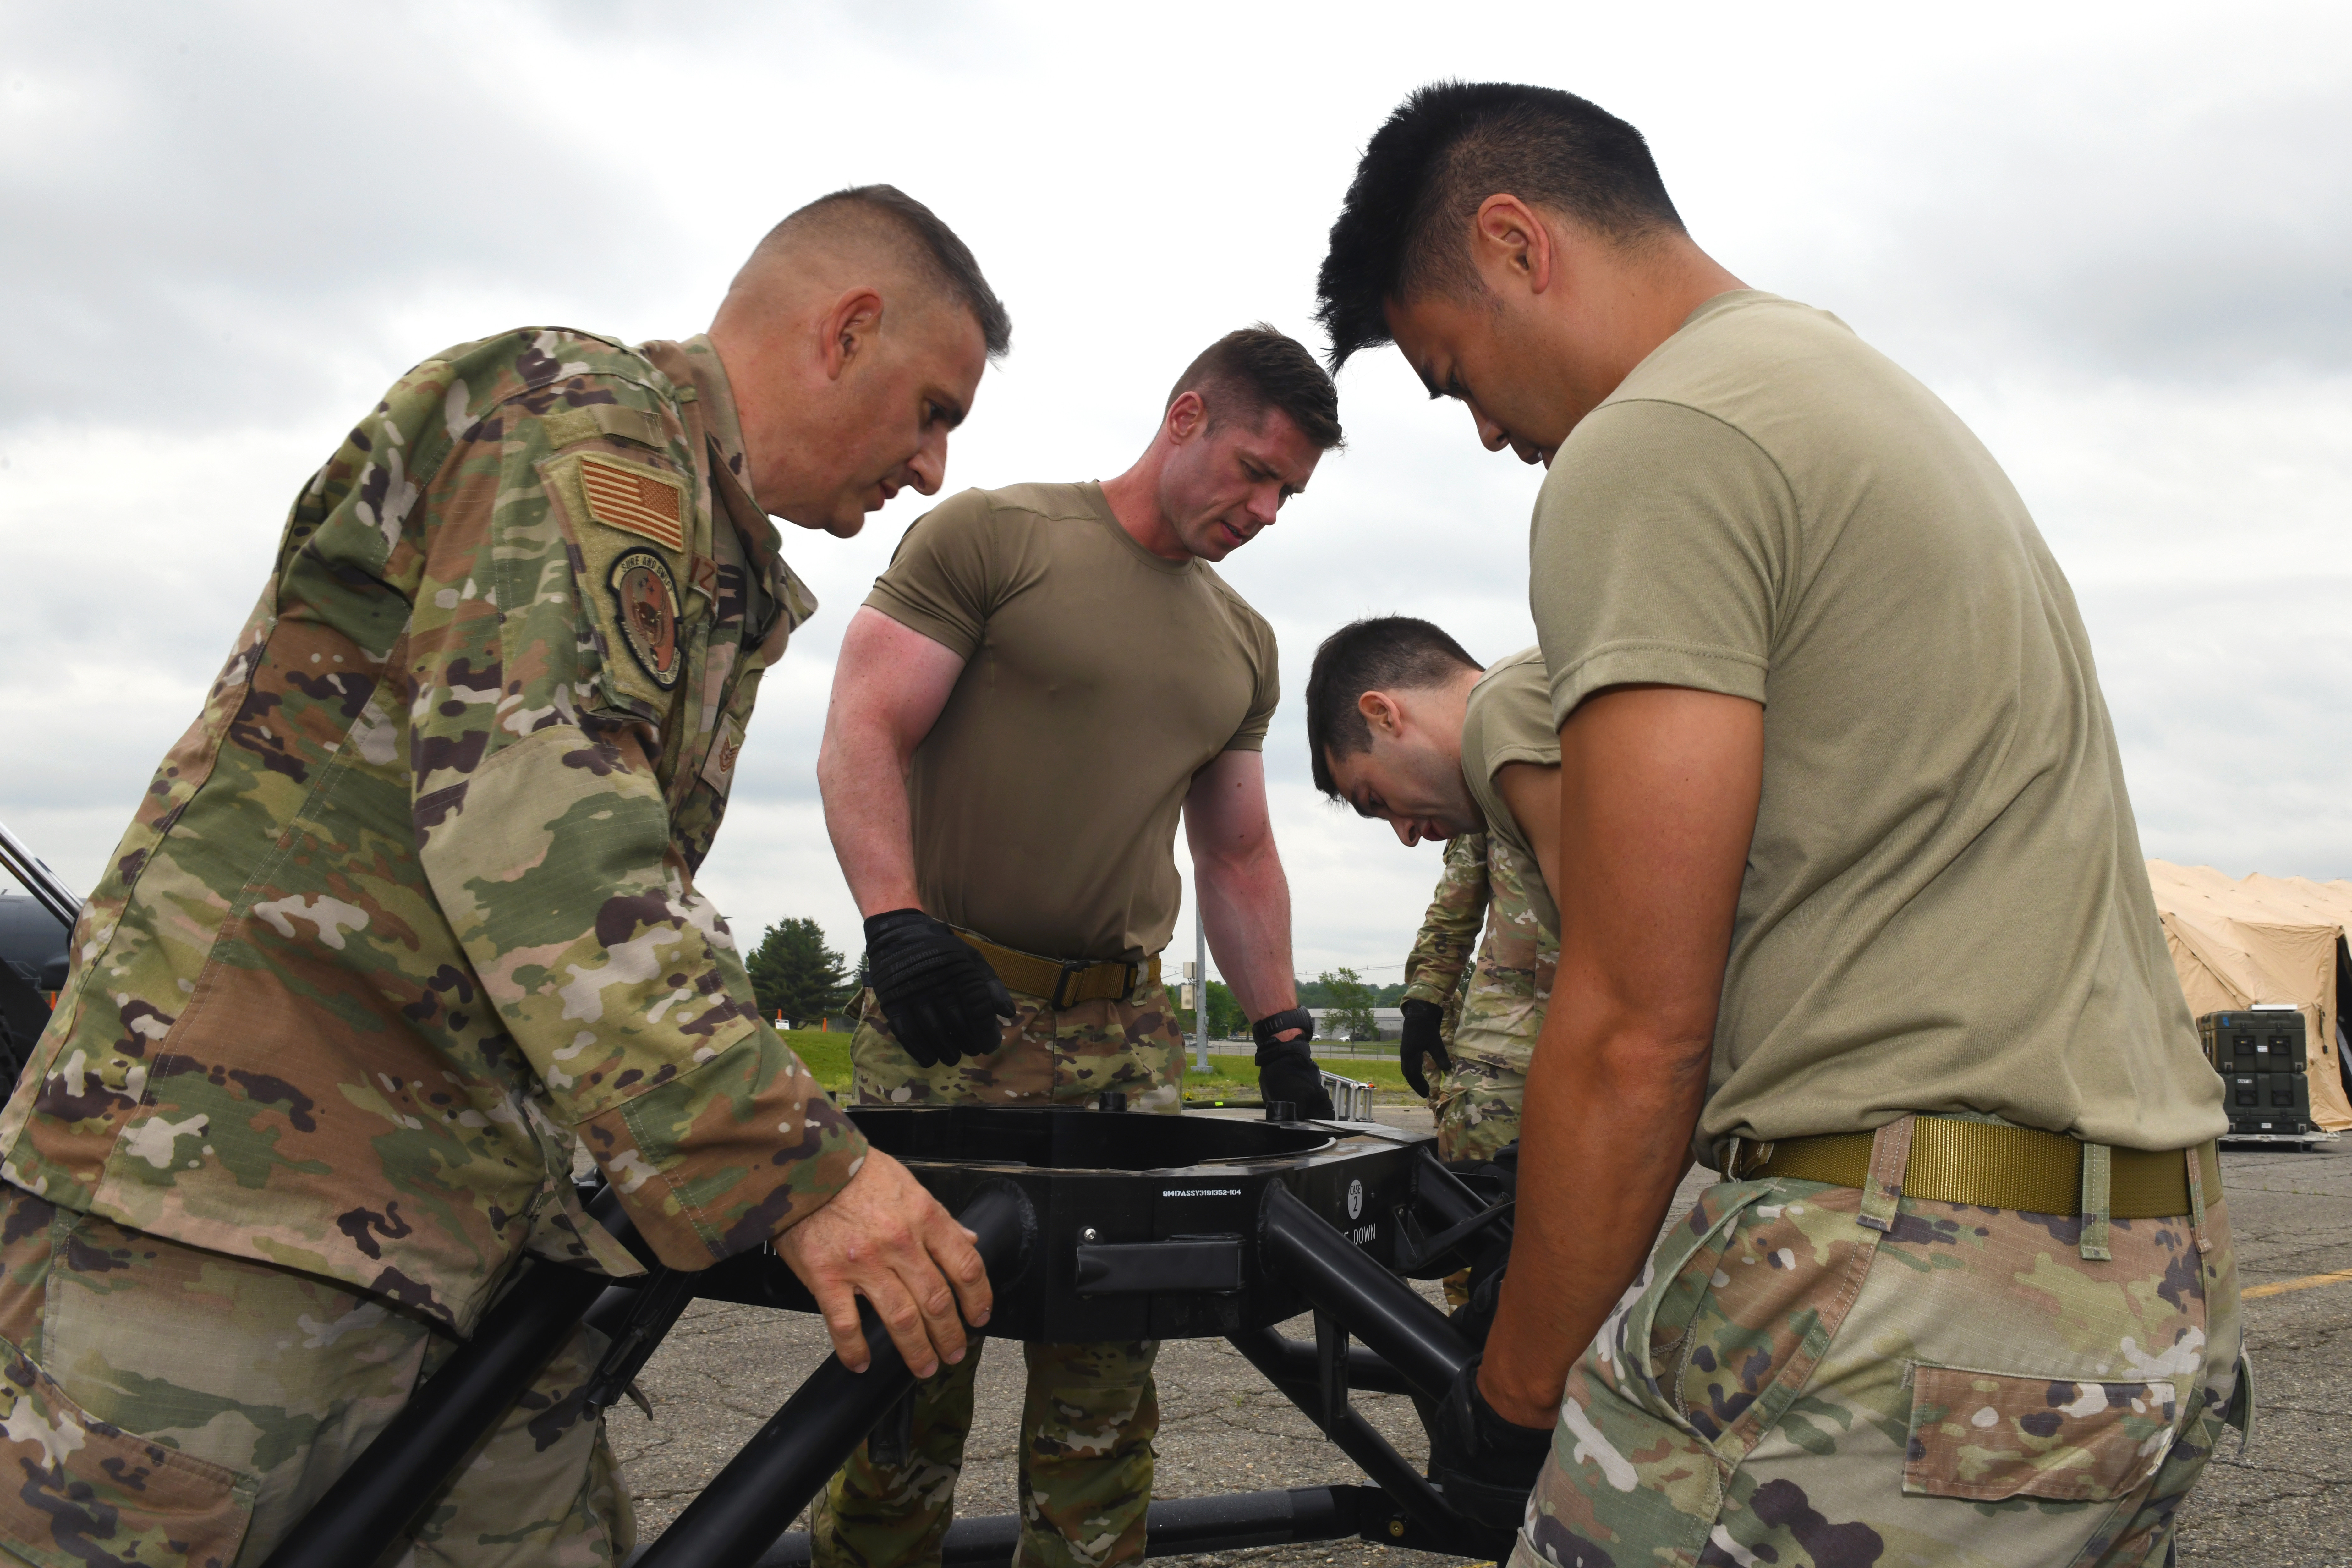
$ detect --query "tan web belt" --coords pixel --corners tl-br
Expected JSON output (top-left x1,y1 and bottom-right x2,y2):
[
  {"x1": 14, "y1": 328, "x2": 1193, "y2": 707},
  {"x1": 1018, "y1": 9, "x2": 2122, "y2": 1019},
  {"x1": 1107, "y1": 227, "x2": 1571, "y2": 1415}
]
[
  {"x1": 956, "y1": 931, "x2": 1161, "y2": 1010},
  {"x1": 1730, "y1": 1116, "x2": 2218, "y2": 1219}
]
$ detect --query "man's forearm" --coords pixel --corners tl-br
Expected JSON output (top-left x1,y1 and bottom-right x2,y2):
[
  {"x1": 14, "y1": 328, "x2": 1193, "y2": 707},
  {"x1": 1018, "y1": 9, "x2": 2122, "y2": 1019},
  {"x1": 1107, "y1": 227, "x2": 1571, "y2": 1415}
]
[
  {"x1": 1477, "y1": 1012, "x2": 1711, "y2": 1428},
  {"x1": 817, "y1": 720, "x2": 925, "y2": 918},
  {"x1": 1196, "y1": 843, "x2": 1297, "y2": 1021}
]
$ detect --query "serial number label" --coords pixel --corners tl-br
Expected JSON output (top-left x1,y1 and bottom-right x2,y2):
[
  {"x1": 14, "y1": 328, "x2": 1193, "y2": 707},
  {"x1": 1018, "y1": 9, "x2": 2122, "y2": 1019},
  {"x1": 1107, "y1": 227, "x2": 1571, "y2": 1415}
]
[{"x1": 1160, "y1": 1188, "x2": 1243, "y2": 1197}]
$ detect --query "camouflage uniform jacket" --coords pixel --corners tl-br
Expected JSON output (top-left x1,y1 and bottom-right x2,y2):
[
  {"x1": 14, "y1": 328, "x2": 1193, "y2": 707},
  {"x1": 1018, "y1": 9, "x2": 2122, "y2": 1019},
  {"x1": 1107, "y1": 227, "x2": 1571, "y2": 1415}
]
[
  {"x1": 1401, "y1": 832, "x2": 1488, "y2": 1043},
  {"x1": 0, "y1": 329, "x2": 866, "y2": 1334},
  {"x1": 1450, "y1": 835, "x2": 1559, "y2": 1075}
]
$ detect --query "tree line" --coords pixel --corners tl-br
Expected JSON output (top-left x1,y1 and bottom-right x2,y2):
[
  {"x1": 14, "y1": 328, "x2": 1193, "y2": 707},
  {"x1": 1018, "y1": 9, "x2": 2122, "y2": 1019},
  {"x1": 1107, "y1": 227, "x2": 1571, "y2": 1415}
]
[{"x1": 744, "y1": 914, "x2": 1409, "y2": 1043}]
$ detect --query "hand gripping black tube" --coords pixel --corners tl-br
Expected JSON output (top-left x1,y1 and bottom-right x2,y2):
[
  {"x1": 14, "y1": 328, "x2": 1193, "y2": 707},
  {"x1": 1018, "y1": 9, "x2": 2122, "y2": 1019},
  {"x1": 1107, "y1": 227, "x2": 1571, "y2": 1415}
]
[
  {"x1": 258, "y1": 1189, "x2": 638, "y2": 1568},
  {"x1": 631, "y1": 1180, "x2": 1033, "y2": 1568},
  {"x1": 1258, "y1": 1181, "x2": 1473, "y2": 1404}
]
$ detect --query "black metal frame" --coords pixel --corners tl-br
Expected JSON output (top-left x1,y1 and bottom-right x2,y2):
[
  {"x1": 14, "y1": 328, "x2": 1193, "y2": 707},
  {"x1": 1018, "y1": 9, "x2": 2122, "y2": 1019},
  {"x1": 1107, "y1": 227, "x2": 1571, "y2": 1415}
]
[{"x1": 259, "y1": 1109, "x2": 1520, "y2": 1568}]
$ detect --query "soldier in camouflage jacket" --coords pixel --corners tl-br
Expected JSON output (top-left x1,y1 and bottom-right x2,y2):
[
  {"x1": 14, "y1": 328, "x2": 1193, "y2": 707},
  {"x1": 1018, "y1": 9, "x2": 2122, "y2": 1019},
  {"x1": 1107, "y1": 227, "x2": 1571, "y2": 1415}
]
[{"x1": 0, "y1": 188, "x2": 1010, "y2": 1567}]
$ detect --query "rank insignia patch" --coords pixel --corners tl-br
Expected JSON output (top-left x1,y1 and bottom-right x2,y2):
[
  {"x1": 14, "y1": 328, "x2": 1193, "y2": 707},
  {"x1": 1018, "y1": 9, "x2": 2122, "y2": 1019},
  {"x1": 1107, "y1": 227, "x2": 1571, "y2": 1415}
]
[
  {"x1": 608, "y1": 549, "x2": 684, "y2": 689},
  {"x1": 580, "y1": 453, "x2": 686, "y2": 551}
]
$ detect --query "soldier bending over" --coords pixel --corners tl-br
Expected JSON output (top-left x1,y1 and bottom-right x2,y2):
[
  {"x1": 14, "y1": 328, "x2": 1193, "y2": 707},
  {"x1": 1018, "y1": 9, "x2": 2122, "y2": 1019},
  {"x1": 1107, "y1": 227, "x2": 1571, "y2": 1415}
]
[
  {"x1": 1312, "y1": 627, "x2": 1567, "y2": 1155},
  {"x1": 0, "y1": 187, "x2": 1010, "y2": 1567},
  {"x1": 1311, "y1": 617, "x2": 1562, "y2": 1308},
  {"x1": 1318, "y1": 82, "x2": 2241, "y2": 1560}
]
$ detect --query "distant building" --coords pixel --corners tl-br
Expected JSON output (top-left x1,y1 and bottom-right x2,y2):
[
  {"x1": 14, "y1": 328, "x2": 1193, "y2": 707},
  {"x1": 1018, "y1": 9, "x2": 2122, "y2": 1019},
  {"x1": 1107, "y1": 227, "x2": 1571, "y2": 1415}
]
[{"x1": 1306, "y1": 1006, "x2": 1404, "y2": 1042}]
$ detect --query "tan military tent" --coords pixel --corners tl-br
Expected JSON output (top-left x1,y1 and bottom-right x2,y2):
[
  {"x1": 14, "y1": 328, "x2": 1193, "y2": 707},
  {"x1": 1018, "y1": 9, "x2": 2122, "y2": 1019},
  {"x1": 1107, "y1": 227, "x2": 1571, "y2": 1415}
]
[{"x1": 2145, "y1": 861, "x2": 2352, "y2": 1131}]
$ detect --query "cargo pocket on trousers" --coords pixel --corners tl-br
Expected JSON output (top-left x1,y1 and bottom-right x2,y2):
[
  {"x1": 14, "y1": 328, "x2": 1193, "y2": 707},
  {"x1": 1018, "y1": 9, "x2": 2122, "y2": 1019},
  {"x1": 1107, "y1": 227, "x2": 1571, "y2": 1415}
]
[
  {"x1": 0, "y1": 1339, "x2": 256, "y2": 1568},
  {"x1": 1903, "y1": 1363, "x2": 2179, "y2": 1503}
]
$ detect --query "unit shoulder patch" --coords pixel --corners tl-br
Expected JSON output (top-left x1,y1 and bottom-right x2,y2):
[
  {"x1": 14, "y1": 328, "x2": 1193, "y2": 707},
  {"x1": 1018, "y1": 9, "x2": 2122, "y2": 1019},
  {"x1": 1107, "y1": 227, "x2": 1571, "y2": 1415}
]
[
  {"x1": 608, "y1": 549, "x2": 686, "y2": 691},
  {"x1": 579, "y1": 452, "x2": 688, "y2": 551},
  {"x1": 543, "y1": 403, "x2": 670, "y2": 453}
]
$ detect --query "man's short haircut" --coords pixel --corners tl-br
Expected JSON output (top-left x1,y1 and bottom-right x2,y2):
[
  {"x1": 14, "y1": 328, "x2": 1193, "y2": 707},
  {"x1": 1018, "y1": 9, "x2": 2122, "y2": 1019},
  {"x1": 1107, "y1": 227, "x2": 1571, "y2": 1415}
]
[
  {"x1": 1305, "y1": 616, "x2": 1482, "y2": 796},
  {"x1": 1316, "y1": 81, "x2": 1685, "y2": 370},
  {"x1": 766, "y1": 184, "x2": 1013, "y2": 359},
  {"x1": 1166, "y1": 325, "x2": 1344, "y2": 451}
]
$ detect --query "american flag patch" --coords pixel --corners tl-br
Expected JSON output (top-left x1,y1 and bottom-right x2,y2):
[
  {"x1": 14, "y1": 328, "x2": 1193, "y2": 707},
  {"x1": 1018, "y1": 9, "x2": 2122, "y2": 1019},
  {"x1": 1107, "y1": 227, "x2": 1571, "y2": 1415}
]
[{"x1": 579, "y1": 454, "x2": 686, "y2": 551}]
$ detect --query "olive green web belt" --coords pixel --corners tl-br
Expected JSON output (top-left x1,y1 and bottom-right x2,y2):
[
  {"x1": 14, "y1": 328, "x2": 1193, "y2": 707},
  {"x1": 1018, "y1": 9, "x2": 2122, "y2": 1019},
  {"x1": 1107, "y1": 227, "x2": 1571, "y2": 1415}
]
[
  {"x1": 1730, "y1": 1116, "x2": 2218, "y2": 1219},
  {"x1": 955, "y1": 930, "x2": 1162, "y2": 1010}
]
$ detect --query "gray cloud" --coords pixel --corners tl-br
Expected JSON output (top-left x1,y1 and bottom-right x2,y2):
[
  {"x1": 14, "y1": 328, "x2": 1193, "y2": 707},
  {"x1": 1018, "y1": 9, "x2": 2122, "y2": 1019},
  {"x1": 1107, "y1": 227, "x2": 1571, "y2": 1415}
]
[
  {"x1": 1709, "y1": 63, "x2": 2352, "y2": 385},
  {"x1": 6, "y1": 0, "x2": 2351, "y2": 978},
  {"x1": 0, "y1": 4, "x2": 699, "y2": 429}
]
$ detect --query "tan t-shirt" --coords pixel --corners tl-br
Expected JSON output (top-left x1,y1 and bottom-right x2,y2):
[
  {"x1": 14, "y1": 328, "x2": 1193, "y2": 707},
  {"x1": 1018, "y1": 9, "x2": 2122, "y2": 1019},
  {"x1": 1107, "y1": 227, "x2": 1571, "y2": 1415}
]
[
  {"x1": 868, "y1": 481, "x2": 1279, "y2": 962},
  {"x1": 1458, "y1": 648, "x2": 1561, "y2": 939},
  {"x1": 1530, "y1": 290, "x2": 2223, "y2": 1157}
]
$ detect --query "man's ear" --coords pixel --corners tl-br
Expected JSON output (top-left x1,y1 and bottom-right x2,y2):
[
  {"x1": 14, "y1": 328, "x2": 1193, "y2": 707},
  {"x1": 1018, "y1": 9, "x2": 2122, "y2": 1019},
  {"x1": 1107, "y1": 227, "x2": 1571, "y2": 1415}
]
[
  {"x1": 1165, "y1": 389, "x2": 1207, "y2": 445},
  {"x1": 1471, "y1": 195, "x2": 1555, "y2": 296},
  {"x1": 819, "y1": 287, "x2": 887, "y2": 382},
  {"x1": 1357, "y1": 689, "x2": 1405, "y2": 738}
]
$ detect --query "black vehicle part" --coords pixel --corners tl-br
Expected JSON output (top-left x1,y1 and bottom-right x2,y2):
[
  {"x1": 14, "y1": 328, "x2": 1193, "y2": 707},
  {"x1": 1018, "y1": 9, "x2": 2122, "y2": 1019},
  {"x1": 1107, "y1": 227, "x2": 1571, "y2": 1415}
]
[
  {"x1": 0, "y1": 895, "x2": 70, "y2": 1088},
  {"x1": 0, "y1": 818, "x2": 83, "y2": 932},
  {"x1": 740, "y1": 1484, "x2": 1384, "y2": 1567},
  {"x1": 258, "y1": 1188, "x2": 640, "y2": 1568},
  {"x1": 631, "y1": 1180, "x2": 1031, "y2": 1568},
  {"x1": 0, "y1": 820, "x2": 81, "y2": 1093}
]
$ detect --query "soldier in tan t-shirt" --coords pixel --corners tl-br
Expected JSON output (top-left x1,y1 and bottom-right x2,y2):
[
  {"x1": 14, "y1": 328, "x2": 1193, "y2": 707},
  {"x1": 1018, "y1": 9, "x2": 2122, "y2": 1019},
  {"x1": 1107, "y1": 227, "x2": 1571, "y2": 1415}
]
[
  {"x1": 1316, "y1": 80, "x2": 2240, "y2": 1567},
  {"x1": 811, "y1": 327, "x2": 1343, "y2": 1568},
  {"x1": 1306, "y1": 618, "x2": 1563, "y2": 1176}
]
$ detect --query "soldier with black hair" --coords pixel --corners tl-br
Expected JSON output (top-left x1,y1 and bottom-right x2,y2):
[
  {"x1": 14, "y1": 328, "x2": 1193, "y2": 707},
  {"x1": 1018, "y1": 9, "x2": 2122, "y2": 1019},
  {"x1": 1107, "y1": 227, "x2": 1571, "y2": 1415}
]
[{"x1": 1315, "y1": 81, "x2": 2239, "y2": 1563}]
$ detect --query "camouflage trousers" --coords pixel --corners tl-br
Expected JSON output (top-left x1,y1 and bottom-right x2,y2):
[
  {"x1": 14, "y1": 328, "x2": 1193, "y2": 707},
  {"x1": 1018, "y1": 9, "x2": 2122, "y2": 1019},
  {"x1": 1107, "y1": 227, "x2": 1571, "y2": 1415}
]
[
  {"x1": 825, "y1": 981, "x2": 1182, "y2": 1567},
  {"x1": 812, "y1": 1337, "x2": 1160, "y2": 1568},
  {"x1": 1432, "y1": 1056, "x2": 1525, "y2": 1166},
  {"x1": 1516, "y1": 1121, "x2": 2241, "y2": 1568},
  {"x1": 0, "y1": 1184, "x2": 628, "y2": 1568},
  {"x1": 849, "y1": 981, "x2": 1185, "y2": 1113}
]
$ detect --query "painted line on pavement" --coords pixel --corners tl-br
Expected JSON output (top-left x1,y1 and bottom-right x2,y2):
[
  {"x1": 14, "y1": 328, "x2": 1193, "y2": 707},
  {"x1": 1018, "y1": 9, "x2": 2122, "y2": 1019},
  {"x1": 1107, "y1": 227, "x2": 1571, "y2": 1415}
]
[{"x1": 2242, "y1": 1267, "x2": 2352, "y2": 1300}]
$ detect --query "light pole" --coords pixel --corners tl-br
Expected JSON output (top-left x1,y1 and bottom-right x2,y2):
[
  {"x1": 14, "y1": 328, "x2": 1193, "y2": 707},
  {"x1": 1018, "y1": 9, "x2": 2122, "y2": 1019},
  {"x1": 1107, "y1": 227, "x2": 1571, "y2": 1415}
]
[{"x1": 1192, "y1": 899, "x2": 1209, "y2": 1073}]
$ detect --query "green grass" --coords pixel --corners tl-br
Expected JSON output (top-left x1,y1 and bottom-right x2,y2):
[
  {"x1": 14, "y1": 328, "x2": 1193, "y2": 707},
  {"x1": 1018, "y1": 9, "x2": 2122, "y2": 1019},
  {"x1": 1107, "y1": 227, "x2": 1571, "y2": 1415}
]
[
  {"x1": 782, "y1": 1029, "x2": 854, "y2": 1091},
  {"x1": 782, "y1": 1033, "x2": 1416, "y2": 1105}
]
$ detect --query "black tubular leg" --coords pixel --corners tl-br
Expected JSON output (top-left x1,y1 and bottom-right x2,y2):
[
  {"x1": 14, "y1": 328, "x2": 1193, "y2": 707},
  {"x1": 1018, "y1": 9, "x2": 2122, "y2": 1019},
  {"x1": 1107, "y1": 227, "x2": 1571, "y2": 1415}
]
[
  {"x1": 1258, "y1": 1335, "x2": 1416, "y2": 1396},
  {"x1": 630, "y1": 1182, "x2": 1032, "y2": 1568},
  {"x1": 1227, "y1": 1327, "x2": 1466, "y2": 1545},
  {"x1": 1260, "y1": 1182, "x2": 1473, "y2": 1403},
  {"x1": 747, "y1": 1487, "x2": 1377, "y2": 1567}
]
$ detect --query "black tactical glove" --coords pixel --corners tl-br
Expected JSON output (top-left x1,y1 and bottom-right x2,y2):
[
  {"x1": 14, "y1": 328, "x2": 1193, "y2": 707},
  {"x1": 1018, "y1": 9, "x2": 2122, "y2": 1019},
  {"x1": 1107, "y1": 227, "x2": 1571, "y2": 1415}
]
[
  {"x1": 1448, "y1": 1249, "x2": 1508, "y2": 1352},
  {"x1": 1397, "y1": 998, "x2": 1450, "y2": 1099},
  {"x1": 861, "y1": 909, "x2": 1015, "y2": 1069},
  {"x1": 1251, "y1": 1007, "x2": 1333, "y2": 1120},
  {"x1": 1427, "y1": 1354, "x2": 1553, "y2": 1531}
]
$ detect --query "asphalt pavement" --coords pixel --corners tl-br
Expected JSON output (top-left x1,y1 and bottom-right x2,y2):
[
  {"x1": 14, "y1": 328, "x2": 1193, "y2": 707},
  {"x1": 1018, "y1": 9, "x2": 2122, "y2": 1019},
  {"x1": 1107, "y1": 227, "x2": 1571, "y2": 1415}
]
[
  {"x1": 2174, "y1": 1139, "x2": 2352, "y2": 1566},
  {"x1": 613, "y1": 1119, "x2": 2352, "y2": 1567}
]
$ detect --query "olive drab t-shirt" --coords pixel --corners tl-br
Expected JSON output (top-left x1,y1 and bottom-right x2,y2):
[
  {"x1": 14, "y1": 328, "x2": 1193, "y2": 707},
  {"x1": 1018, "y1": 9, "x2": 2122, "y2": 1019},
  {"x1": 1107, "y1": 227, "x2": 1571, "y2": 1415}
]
[
  {"x1": 867, "y1": 481, "x2": 1279, "y2": 963},
  {"x1": 1458, "y1": 648, "x2": 1562, "y2": 940},
  {"x1": 1529, "y1": 290, "x2": 2225, "y2": 1158}
]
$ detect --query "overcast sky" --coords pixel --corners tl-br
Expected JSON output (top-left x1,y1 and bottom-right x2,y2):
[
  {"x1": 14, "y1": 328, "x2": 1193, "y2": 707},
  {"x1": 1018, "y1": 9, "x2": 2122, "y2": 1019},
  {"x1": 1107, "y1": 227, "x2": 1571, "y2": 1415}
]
[{"x1": 3, "y1": 0, "x2": 2349, "y2": 989}]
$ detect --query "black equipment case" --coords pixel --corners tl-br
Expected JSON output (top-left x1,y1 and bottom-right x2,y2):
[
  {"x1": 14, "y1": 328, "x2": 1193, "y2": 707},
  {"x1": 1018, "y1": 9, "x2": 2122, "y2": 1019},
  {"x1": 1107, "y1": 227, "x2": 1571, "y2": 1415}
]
[{"x1": 2199, "y1": 1008, "x2": 2307, "y2": 1074}]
